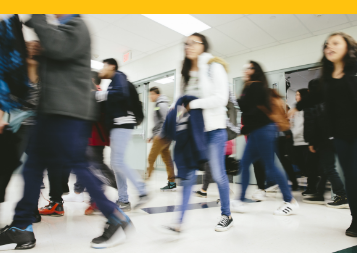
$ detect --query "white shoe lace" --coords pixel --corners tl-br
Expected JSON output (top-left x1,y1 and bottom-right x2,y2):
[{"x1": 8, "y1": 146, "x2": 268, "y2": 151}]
[{"x1": 218, "y1": 215, "x2": 230, "y2": 227}]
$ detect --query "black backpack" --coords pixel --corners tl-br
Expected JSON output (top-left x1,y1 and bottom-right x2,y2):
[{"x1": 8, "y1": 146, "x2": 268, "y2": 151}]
[{"x1": 127, "y1": 81, "x2": 144, "y2": 126}]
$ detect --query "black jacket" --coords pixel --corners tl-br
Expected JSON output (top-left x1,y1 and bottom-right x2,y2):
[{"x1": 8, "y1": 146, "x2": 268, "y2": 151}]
[
  {"x1": 238, "y1": 82, "x2": 272, "y2": 135},
  {"x1": 324, "y1": 63, "x2": 357, "y2": 140}
]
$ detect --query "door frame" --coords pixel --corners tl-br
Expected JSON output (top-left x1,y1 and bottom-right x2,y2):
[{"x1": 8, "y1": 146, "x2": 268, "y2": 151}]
[{"x1": 131, "y1": 69, "x2": 177, "y2": 171}]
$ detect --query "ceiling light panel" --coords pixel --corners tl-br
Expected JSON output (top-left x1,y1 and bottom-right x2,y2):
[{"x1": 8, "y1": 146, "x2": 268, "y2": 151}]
[
  {"x1": 155, "y1": 76, "x2": 175, "y2": 84},
  {"x1": 142, "y1": 14, "x2": 211, "y2": 36}
]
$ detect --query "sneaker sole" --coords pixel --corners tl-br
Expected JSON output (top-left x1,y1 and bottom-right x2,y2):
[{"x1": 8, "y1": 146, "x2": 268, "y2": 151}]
[
  {"x1": 274, "y1": 212, "x2": 295, "y2": 216},
  {"x1": 326, "y1": 204, "x2": 350, "y2": 209},
  {"x1": 40, "y1": 213, "x2": 64, "y2": 217},
  {"x1": 346, "y1": 231, "x2": 357, "y2": 237},
  {"x1": 215, "y1": 222, "x2": 233, "y2": 232},
  {"x1": 194, "y1": 193, "x2": 207, "y2": 198},
  {"x1": 302, "y1": 200, "x2": 325, "y2": 205},
  {"x1": 160, "y1": 189, "x2": 177, "y2": 192}
]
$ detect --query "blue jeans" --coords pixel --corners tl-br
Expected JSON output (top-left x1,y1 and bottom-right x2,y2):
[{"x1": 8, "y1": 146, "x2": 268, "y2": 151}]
[
  {"x1": 334, "y1": 138, "x2": 357, "y2": 218},
  {"x1": 178, "y1": 129, "x2": 231, "y2": 223},
  {"x1": 239, "y1": 124, "x2": 292, "y2": 203},
  {"x1": 110, "y1": 128, "x2": 147, "y2": 203},
  {"x1": 13, "y1": 115, "x2": 123, "y2": 228},
  {"x1": 179, "y1": 169, "x2": 197, "y2": 223},
  {"x1": 206, "y1": 129, "x2": 231, "y2": 216}
]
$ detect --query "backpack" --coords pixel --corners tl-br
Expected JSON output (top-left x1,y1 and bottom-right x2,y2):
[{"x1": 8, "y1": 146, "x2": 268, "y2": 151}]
[
  {"x1": 127, "y1": 81, "x2": 144, "y2": 126},
  {"x1": 155, "y1": 100, "x2": 167, "y2": 121},
  {"x1": 208, "y1": 63, "x2": 240, "y2": 140},
  {"x1": 257, "y1": 91, "x2": 290, "y2": 132}
]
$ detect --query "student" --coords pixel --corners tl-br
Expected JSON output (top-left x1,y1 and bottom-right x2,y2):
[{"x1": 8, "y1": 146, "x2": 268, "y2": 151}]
[
  {"x1": 0, "y1": 41, "x2": 41, "y2": 223},
  {"x1": 321, "y1": 32, "x2": 357, "y2": 236},
  {"x1": 233, "y1": 61, "x2": 299, "y2": 216},
  {"x1": 291, "y1": 89, "x2": 319, "y2": 196},
  {"x1": 162, "y1": 33, "x2": 232, "y2": 232},
  {"x1": 0, "y1": 14, "x2": 133, "y2": 250},
  {"x1": 146, "y1": 87, "x2": 176, "y2": 191},
  {"x1": 97, "y1": 58, "x2": 149, "y2": 212}
]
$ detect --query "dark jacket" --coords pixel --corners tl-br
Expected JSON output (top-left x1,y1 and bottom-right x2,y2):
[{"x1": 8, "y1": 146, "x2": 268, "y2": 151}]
[
  {"x1": 0, "y1": 14, "x2": 29, "y2": 112},
  {"x1": 161, "y1": 96, "x2": 207, "y2": 179},
  {"x1": 238, "y1": 82, "x2": 272, "y2": 135},
  {"x1": 25, "y1": 14, "x2": 97, "y2": 121},
  {"x1": 324, "y1": 63, "x2": 357, "y2": 140},
  {"x1": 104, "y1": 71, "x2": 135, "y2": 129}
]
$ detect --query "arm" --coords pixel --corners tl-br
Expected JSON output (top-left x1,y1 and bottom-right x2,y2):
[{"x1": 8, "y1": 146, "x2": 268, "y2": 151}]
[
  {"x1": 0, "y1": 110, "x2": 8, "y2": 134},
  {"x1": 95, "y1": 73, "x2": 129, "y2": 102},
  {"x1": 189, "y1": 63, "x2": 228, "y2": 109},
  {"x1": 25, "y1": 14, "x2": 88, "y2": 60}
]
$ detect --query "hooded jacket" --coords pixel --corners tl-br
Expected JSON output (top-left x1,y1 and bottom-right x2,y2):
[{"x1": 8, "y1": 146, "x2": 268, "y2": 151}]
[
  {"x1": 178, "y1": 53, "x2": 229, "y2": 132},
  {"x1": 25, "y1": 14, "x2": 97, "y2": 121},
  {"x1": 152, "y1": 94, "x2": 169, "y2": 138}
]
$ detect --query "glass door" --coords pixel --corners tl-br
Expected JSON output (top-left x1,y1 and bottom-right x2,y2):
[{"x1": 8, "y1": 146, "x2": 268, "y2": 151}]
[{"x1": 125, "y1": 82, "x2": 149, "y2": 173}]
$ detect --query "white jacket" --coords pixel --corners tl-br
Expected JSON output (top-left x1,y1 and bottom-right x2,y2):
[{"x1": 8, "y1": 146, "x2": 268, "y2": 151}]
[
  {"x1": 291, "y1": 110, "x2": 308, "y2": 146},
  {"x1": 180, "y1": 52, "x2": 229, "y2": 132}
]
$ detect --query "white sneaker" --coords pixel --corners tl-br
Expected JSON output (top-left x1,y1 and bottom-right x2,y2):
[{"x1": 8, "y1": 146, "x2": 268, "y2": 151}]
[
  {"x1": 63, "y1": 192, "x2": 84, "y2": 202},
  {"x1": 274, "y1": 199, "x2": 299, "y2": 216},
  {"x1": 265, "y1": 184, "x2": 279, "y2": 194},
  {"x1": 231, "y1": 200, "x2": 247, "y2": 213},
  {"x1": 252, "y1": 189, "x2": 266, "y2": 201}
]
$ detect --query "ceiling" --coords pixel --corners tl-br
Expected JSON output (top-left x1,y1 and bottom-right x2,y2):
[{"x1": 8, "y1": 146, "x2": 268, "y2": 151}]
[{"x1": 83, "y1": 14, "x2": 357, "y2": 65}]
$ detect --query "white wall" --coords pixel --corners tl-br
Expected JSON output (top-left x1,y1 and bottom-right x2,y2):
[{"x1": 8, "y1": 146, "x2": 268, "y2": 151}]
[{"x1": 120, "y1": 26, "x2": 357, "y2": 84}]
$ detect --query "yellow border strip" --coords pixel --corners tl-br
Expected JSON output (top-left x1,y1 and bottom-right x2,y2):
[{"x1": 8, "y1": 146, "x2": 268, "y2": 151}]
[{"x1": 2, "y1": 0, "x2": 357, "y2": 14}]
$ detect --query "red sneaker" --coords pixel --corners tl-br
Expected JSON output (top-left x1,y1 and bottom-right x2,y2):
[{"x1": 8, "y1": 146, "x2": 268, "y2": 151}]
[
  {"x1": 85, "y1": 202, "x2": 100, "y2": 215},
  {"x1": 39, "y1": 201, "x2": 64, "y2": 216}
]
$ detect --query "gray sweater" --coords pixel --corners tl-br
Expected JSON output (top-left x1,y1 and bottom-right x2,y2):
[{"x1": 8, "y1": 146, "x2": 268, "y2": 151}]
[
  {"x1": 152, "y1": 95, "x2": 169, "y2": 138},
  {"x1": 25, "y1": 15, "x2": 97, "y2": 121}
]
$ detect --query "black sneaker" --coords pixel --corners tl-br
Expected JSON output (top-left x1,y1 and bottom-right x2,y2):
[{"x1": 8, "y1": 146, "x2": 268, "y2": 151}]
[
  {"x1": 194, "y1": 190, "x2": 207, "y2": 198},
  {"x1": 91, "y1": 222, "x2": 123, "y2": 249},
  {"x1": 326, "y1": 195, "x2": 349, "y2": 209},
  {"x1": 302, "y1": 189, "x2": 317, "y2": 196},
  {"x1": 215, "y1": 215, "x2": 233, "y2": 232},
  {"x1": 302, "y1": 195, "x2": 325, "y2": 205},
  {"x1": 0, "y1": 225, "x2": 36, "y2": 250},
  {"x1": 160, "y1": 182, "x2": 177, "y2": 191},
  {"x1": 346, "y1": 219, "x2": 357, "y2": 237}
]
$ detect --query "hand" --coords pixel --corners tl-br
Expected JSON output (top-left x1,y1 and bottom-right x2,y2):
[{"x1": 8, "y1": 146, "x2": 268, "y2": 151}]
[
  {"x1": 287, "y1": 108, "x2": 298, "y2": 119},
  {"x1": 309, "y1": 146, "x2": 316, "y2": 153},
  {"x1": 186, "y1": 103, "x2": 190, "y2": 112},
  {"x1": 147, "y1": 138, "x2": 152, "y2": 143},
  {"x1": 0, "y1": 119, "x2": 8, "y2": 134},
  {"x1": 26, "y1": 41, "x2": 42, "y2": 65}
]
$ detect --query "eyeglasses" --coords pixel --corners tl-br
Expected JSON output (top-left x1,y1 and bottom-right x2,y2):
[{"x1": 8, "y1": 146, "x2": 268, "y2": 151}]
[{"x1": 184, "y1": 40, "x2": 203, "y2": 48}]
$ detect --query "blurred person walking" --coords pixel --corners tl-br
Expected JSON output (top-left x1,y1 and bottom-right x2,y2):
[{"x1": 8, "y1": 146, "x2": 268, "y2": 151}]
[
  {"x1": 97, "y1": 58, "x2": 149, "y2": 212},
  {"x1": 62, "y1": 71, "x2": 118, "y2": 215},
  {"x1": 0, "y1": 41, "x2": 42, "y2": 223},
  {"x1": 0, "y1": 15, "x2": 133, "y2": 250},
  {"x1": 161, "y1": 33, "x2": 233, "y2": 232},
  {"x1": 290, "y1": 79, "x2": 348, "y2": 208},
  {"x1": 321, "y1": 32, "x2": 357, "y2": 236},
  {"x1": 232, "y1": 61, "x2": 299, "y2": 216},
  {"x1": 290, "y1": 88, "x2": 319, "y2": 196},
  {"x1": 146, "y1": 87, "x2": 176, "y2": 191}
]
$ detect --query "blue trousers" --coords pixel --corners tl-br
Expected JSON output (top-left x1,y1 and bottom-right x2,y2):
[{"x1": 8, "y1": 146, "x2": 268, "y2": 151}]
[
  {"x1": 239, "y1": 124, "x2": 292, "y2": 203},
  {"x1": 13, "y1": 115, "x2": 118, "y2": 227}
]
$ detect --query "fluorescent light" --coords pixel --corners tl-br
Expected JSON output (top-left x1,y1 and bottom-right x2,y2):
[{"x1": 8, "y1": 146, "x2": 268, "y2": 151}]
[
  {"x1": 91, "y1": 60, "x2": 104, "y2": 70},
  {"x1": 142, "y1": 14, "x2": 210, "y2": 36},
  {"x1": 155, "y1": 76, "x2": 175, "y2": 84}
]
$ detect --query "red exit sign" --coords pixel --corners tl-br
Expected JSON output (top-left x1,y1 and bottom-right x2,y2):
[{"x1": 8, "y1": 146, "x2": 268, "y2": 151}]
[{"x1": 123, "y1": 51, "x2": 131, "y2": 63}]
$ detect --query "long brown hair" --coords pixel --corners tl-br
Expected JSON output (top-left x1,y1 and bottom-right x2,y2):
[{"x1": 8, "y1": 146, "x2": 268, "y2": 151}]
[{"x1": 321, "y1": 32, "x2": 357, "y2": 80}]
